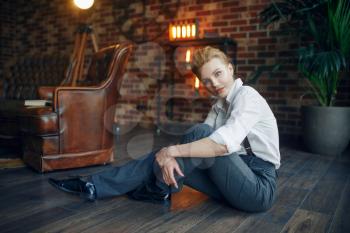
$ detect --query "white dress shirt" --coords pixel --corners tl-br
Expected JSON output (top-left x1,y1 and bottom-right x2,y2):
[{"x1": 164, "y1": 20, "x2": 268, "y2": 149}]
[{"x1": 205, "y1": 78, "x2": 281, "y2": 169}]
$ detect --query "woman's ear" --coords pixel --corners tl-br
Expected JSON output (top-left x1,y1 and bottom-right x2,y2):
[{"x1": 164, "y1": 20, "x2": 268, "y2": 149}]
[{"x1": 228, "y1": 63, "x2": 234, "y2": 76}]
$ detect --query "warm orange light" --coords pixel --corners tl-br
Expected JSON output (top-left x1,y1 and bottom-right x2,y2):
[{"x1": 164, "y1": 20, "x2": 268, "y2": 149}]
[
  {"x1": 169, "y1": 20, "x2": 199, "y2": 41},
  {"x1": 169, "y1": 25, "x2": 176, "y2": 40},
  {"x1": 191, "y1": 24, "x2": 196, "y2": 37},
  {"x1": 195, "y1": 77, "x2": 200, "y2": 89},
  {"x1": 176, "y1": 25, "x2": 181, "y2": 38},
  {"x1": 185, "y1": 49, "x2": 191, "y2": 63},
  {"x1": 182, "y1": 25, "x2": 186, "y2": 38},
  {"x1": 186, "y1": 25, "x2": 191, "y2": 38},
  {"x1": 172, "y1": 26, "x2": 177, "y2": 39}
]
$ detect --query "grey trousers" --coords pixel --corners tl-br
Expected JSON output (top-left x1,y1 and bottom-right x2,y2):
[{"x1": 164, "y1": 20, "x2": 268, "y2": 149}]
[{"x1": 91, "y1": 123, "x2": 277, "y2": 212}]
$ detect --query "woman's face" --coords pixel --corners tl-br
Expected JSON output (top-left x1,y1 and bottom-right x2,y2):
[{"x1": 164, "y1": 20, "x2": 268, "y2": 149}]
[{"x1": 199, "y1": 58, "x2": 234, "y2": 98}]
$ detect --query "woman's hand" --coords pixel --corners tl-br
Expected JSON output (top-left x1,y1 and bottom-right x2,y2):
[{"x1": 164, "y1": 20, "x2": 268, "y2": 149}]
[{"x1": 155, "y1": 147, "x2": 184, "y2": 188}]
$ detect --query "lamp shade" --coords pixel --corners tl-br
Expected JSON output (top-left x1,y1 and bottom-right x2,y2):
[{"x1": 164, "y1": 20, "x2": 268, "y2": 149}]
[{"x1": 74, "y1": 0, "x2": 94, "y2": 10}]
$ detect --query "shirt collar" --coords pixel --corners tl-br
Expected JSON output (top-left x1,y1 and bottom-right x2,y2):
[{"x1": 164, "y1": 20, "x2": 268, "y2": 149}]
[
  {"x1": 215, "y1": 78, "x2": 243, "y2": 111},
  {"x1": 226, "y1": 78, "x2": 243, "y2": 104}
]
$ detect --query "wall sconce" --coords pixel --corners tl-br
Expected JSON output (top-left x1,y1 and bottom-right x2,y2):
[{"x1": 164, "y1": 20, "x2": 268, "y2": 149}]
[{"x1": 169, "y1": 19, "x2": 199, "y2": 41}]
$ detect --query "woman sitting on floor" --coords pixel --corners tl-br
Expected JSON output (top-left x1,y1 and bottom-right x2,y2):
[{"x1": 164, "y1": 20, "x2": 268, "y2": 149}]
[{"x1": 49, "y1": 46, "x2": 280, "y2": 213}]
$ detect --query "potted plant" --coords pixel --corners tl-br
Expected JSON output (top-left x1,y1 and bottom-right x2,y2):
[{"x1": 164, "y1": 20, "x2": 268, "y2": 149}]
[{"x1": 261, "y1": 0, "x2": 350, "y2": 156}]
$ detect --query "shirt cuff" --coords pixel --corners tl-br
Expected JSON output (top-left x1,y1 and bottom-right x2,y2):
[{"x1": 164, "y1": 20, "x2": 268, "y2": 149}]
[
  {"x1": 209, "y1": 130, "x2": 241, "y2": 154},
  {"x1": 209, "y1": 131, "x2": 225, "y2": 145}
]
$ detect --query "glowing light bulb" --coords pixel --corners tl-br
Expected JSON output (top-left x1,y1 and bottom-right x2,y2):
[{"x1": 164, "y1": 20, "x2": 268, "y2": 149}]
[
  {"x1": 186, "y1": 25, "x2": 191, "y2": 38},
  {"x1": 195, "y1": 77, "x2": 200, "y2": 89},
  {"x1": 182, "y1": 25, "x2": 186, "y2": 38},
  {"x1": 185, "y1": 49, "x2": 191, "y2": 63},
  {"x1": 176, "y1": 25, "x2": 181, "y2": 38},
  {"x1": 191, "y1": 24, "x2": 196, "y2": 37},
  {"x1": 74, "y1": 0, "x2": 94, "y2": 10},
  {"x1": 172, "y1": 26, "x2": 177, "y2": 39}
]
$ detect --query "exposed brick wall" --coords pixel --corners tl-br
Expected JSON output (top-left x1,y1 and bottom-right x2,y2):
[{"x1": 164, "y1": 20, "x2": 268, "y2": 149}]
[
  {"x1": 0, "y1": 0, "x2": 17, "y2": 88},
  {"x1": 0, "y1": 0, "x2": 349, "y2": 140}
]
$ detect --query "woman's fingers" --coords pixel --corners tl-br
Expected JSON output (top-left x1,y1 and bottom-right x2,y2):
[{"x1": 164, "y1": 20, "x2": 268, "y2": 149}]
[
  {"x1": 161, "y1": 166, "x2": 173, "y2": 187},
  {"x1": 166, "y1": 167, "x2": 177, "y2": 189},
  {"x1": 160, "y1": 157, "x2": 184, "y2": 188},
  {"x1": 163, "y1": 167, "x2": 170, "y2": 184},
  {"x1": 162, "y1": 172, "x2": 169, "y2": 185},
  {"x1": 174, "y1": 163, "x2": 184, "y2": 177},
  {"x1": 169, "y1": 163, "x2": 180, "y2": 189}
]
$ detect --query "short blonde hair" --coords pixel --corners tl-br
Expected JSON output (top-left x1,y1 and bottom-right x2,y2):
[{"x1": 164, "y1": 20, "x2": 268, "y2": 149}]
[{"x1": 191, "y1": 46, "x2": 231, "y2": 78}]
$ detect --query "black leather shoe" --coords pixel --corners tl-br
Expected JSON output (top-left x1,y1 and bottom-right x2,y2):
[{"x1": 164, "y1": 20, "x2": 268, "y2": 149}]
[
  {"x1": 127, "y1": 182, "x2": 171, "y2": 205},
  {"x1": 48, "y1": 177, "x2": 97, "y2": 201}
]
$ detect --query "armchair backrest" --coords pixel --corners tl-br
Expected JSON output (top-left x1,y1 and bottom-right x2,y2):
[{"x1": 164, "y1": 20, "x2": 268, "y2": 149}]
[
  {"x1": 53, "y1": 43, "x2": 133, "y2": 154},
  {"x1": 100, "y1": 43, "x2": 134, "y2": 148},
  {"x1": 83, "y1": 47, "x2": 116, "y2": 86}
]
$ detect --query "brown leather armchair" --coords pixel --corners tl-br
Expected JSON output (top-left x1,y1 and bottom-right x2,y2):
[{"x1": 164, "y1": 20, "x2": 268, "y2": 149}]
[{"x1": 20, "y1": 43, "x2": 133, "y2": 172}]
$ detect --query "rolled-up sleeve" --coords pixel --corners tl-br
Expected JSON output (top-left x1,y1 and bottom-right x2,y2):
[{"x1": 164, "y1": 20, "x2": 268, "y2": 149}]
[{"x1": 209, "y1": 91, "x2": 261, "y2": 153}]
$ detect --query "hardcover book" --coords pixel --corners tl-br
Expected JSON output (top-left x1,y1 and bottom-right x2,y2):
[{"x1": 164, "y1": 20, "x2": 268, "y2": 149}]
[{"x1": 24, "y1": 100, "x2": 52, "y2": 106}]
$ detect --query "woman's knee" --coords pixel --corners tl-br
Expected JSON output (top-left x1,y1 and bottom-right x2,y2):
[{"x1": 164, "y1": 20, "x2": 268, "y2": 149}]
[{"x1": 181, "y1": 123, "x2": 214, "y2": 144}]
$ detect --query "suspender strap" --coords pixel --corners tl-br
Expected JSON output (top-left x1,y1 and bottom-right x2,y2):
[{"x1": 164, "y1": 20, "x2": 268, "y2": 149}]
[{"x1": 242, "y1": 137, "x2": 254, "y2": 156}]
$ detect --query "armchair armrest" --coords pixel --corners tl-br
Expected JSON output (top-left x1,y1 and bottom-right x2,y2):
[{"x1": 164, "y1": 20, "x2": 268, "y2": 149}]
[{"x1": 52, "y1": 84, "x2": 112, "y2": 111}]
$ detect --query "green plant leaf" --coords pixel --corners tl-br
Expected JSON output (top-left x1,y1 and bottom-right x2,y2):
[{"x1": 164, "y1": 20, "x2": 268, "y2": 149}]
[{"x1": 261, "y1": 0, "x2": 350, "y2": 106}]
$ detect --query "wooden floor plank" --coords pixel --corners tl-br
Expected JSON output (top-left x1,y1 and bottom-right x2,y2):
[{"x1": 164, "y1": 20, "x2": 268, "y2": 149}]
[
  {"x1": 327, "y1": 176, "x2": 350, "y2": 233},
  {"x1": 2, "y1": 207, "x2": 75, "y2": 233},
  {"x1": 0, "y1": 181, "x2": 82, "y2": 226},
  {"x1": 280, "y1": 209, "x2": 331, "y2": 233},
  {"x1": 275, "y1": 185, "x2": 310, "y2": 208},
  {"x1": 278, "y1": 157, "x2": 309, "y2": 175},
  {"x1": 184, "y1": 205, "x2": 249, "y2": 233},
  {"x1": 283, "y1": 156, "x2": 331, "y2": 190},
  {"x1": 276, "y1": 171, "x2": 294, "y2": 188},
  {"x1": 0, "y1": 167, "x2": 41, "y2": 185},
  {"x1": 233, "y1": 204, "x2": 295, "y2": 233},
  {"x1": 131, "y1": 201, "x2": 221, "y2": 233},
  {"x1": 300, "y1": 160, "x2": 348, "y2": 215},
  {"x1": 80, "y1": 201, "x2": 175, "y2": 233},
  {"x1": 31, "y1": 198, "x2": 142, "y2": 233}
]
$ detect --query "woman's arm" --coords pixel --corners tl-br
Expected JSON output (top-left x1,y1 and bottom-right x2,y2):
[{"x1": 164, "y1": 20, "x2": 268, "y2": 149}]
[
  {"x1": 156, "y1": 137, "x2": 227, "y2": 172},
  {"x1": 168, "y1": 137, "x2": 228, "y2": 158},
  {"x1": 156, "y1": 138, "x2": 227, "y2": 168}
]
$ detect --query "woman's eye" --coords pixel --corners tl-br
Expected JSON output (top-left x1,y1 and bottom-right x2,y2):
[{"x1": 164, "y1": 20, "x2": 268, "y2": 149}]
[
  {"x1": 215, "y1": 71, "x2": 222, "y2": 77},
  {"x1": 202, "y1": 79, "x2": 210, "y2": 85}
]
